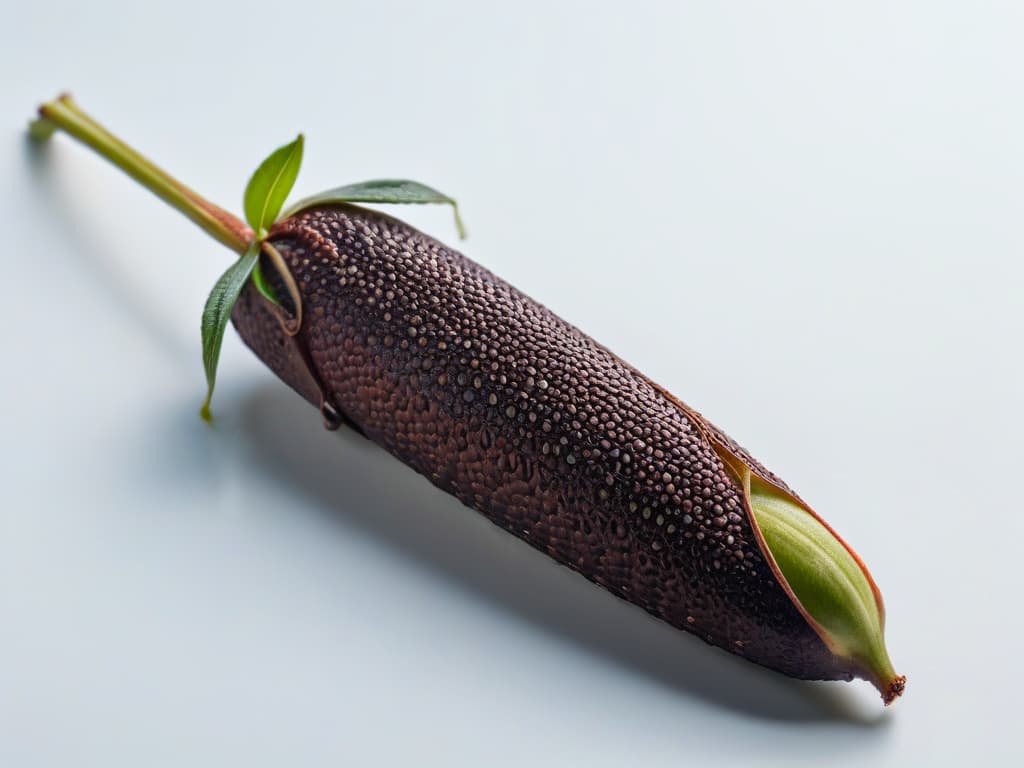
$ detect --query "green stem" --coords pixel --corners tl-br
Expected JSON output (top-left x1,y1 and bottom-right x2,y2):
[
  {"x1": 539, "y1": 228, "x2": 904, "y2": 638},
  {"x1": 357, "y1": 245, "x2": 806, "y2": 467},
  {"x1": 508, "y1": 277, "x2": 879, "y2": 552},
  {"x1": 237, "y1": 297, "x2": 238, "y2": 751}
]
[{"x1": 30, "y1": 94, "x2": 253, "y2": 255}]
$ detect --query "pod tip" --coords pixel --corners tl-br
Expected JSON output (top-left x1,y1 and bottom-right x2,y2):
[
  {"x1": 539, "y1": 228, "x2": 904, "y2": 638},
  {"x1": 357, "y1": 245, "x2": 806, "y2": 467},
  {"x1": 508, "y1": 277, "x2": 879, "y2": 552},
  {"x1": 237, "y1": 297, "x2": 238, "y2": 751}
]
[{"x1": 881, "y1": 674, "x2": 906, "y2": 706}]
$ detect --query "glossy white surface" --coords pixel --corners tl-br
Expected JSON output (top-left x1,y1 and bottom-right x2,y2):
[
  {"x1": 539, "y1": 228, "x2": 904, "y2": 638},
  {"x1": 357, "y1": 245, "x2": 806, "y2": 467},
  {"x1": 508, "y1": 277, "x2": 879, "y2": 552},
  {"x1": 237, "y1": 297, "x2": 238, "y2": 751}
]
[{"x1": 2, "y1": 2, "x2": 1022, "y2": 765}]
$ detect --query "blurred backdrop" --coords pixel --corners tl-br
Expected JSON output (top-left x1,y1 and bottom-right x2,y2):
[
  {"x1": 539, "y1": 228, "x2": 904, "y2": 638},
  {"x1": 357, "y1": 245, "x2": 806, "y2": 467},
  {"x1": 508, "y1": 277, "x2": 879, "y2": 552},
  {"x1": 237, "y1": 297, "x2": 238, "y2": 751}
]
[{"x1": 1, "y1": 2, "x2": 1021, "y2": 765}]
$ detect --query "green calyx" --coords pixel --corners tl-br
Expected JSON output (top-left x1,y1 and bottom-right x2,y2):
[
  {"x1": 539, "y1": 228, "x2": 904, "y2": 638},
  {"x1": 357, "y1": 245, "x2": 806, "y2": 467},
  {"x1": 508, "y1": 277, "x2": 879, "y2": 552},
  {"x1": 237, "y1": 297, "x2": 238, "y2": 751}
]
[
  {"x1": 30, "y1": 94, "x2": 466, "y2": 422},
  {"x1": 748, "y1": 476, "x2": 904, "y2": 704}
]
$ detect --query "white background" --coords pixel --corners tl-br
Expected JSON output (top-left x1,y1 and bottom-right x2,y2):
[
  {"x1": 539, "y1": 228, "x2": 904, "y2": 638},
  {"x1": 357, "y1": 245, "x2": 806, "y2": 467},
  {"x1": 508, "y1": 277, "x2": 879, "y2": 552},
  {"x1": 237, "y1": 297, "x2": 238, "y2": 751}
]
[{"x1": 2, "y1": 2, "x2": 1022, "y2": 765}]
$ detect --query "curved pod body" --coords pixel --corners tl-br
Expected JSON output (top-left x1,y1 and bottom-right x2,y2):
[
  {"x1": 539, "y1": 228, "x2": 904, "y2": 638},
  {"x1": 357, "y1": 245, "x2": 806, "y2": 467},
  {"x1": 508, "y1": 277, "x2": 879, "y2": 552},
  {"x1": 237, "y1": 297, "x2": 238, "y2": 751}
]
[{"x1": 232, "y1": 204, "x2": 855, "y2": 684}]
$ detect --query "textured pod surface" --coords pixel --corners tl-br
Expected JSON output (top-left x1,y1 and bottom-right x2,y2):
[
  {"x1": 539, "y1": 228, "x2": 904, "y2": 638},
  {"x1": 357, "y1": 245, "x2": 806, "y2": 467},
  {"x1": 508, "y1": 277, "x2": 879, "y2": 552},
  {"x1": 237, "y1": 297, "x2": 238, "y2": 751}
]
[{"x1": 231, "y1": 204, "x2": 855, "y2": 682}]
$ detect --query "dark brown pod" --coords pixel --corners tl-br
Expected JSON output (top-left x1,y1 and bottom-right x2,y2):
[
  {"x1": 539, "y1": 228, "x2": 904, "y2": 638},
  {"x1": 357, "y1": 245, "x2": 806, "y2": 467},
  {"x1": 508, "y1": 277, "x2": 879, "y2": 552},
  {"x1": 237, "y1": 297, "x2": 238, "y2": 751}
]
[
  {"x1": 231, "y1": 204, "x2": 890, "y2": 694},
  {"x1": 31, "y1": 95, "x2": 901, "y2": 705}
]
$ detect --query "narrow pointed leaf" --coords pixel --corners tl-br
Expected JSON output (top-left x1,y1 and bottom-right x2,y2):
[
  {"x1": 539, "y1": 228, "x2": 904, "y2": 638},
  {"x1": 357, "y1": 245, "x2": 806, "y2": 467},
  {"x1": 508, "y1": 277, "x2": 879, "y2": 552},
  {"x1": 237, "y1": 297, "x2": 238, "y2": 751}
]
[
  {"x1": 250, "y1": 262, "x2": 281, "y2": 306},
  {"x1": 200, "y1": 242, "x2": 261, "y2": 421},
  {"x1": 243, "y1": 135, "x2": 304, "y2": 232},
  {"x1": 283, "y1": 179, "x2": 466, "y2": 239}
]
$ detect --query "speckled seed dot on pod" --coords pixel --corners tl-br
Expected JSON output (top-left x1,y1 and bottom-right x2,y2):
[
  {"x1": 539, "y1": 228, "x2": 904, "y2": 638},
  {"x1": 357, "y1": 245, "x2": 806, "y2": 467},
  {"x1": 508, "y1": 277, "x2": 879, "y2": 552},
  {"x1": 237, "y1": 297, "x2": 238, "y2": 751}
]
[{"x1": 32, "y1": 94, "x2": 904, "y2": 706}]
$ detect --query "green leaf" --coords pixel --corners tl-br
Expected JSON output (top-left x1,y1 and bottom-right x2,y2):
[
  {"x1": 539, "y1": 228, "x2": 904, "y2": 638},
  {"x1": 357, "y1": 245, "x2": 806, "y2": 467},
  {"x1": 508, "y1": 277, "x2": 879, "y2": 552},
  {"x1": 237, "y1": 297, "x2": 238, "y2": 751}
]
[
  {"x1": 200, "y1": 242, "x2": 261, "y2": 422},
  {"x1": 243, "y1": 135, "x2": 304, "y2": 232},
  {"x1": 283, "y1": 179, "x2": 466, "y2": 239},
  {"x1": 250, "y1": 262, "x2": 281, "y2": 306}
]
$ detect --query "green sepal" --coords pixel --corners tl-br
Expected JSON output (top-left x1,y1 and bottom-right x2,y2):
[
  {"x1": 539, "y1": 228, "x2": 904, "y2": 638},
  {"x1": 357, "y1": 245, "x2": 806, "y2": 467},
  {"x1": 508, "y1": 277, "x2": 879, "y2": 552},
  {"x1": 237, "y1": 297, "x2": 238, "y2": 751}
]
[
  {"x1": 283, "y1": 179, "x2": 466, "y2": 239},
  {"x1": 199, "y1": 241, "x2": 261, "y2": 422}
]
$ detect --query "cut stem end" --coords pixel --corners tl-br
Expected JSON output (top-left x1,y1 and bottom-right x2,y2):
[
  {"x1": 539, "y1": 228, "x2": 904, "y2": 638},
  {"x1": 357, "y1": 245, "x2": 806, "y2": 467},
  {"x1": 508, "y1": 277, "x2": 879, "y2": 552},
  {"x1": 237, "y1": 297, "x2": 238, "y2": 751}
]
[{"x1": 30, "y1": 93, "x2": 253, "y2": 255}]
